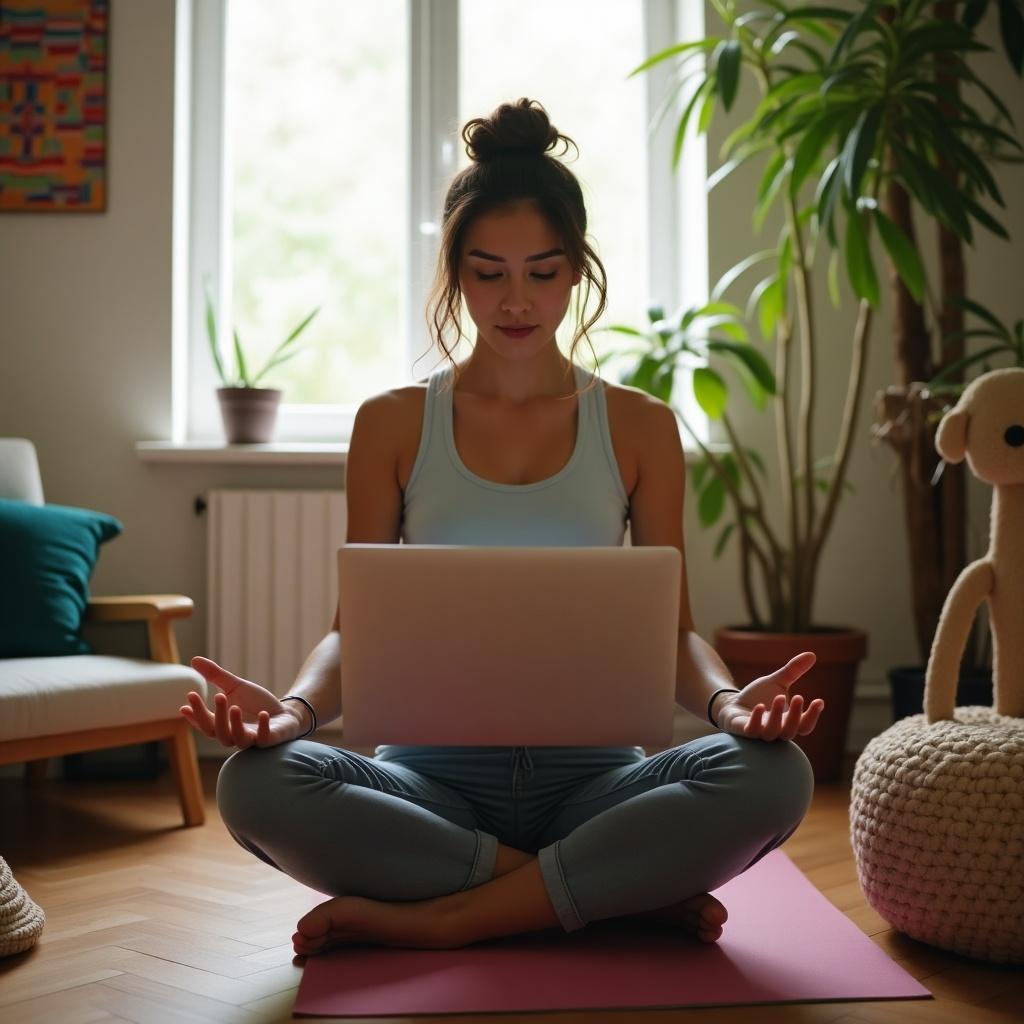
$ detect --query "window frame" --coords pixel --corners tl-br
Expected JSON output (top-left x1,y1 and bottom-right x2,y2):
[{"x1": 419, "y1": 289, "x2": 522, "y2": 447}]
[{"x1": 174, "y1": 0, "x2": 706, "y2": 445}]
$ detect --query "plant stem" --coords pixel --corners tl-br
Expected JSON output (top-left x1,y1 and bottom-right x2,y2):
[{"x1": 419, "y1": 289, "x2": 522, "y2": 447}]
[
  {"x1": 807, "y1": 295, "x2": 874, "y2": 620},
  {"x1": 721, "y1": 412, "x2": 786, "y2": 577},
  {"x1": 784, "y1": 190, "x2": 817, "y2": 629},
  {"x1": 675, "y1": 409, "x2": 777, "y2": 621}
]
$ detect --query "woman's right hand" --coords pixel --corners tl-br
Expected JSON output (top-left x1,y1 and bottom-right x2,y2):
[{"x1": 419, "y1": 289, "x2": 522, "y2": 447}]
[{"x1": 181, "y1": 656, "x2": 309, "y2": 749}]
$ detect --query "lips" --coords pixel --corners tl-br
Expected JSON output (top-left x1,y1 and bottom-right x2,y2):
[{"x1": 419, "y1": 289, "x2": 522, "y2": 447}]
[{"x1": 498, "y1": 325, "x2": 537, "y2": 338}]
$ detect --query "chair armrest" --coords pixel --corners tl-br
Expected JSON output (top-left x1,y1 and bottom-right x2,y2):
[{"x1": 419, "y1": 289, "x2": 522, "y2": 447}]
[
  {"x1": 84, "y1": 595, "x2": 194, "y2": 665},
  {"x1": 85, "y1": 595, "x2": 194, "y2": 623}
]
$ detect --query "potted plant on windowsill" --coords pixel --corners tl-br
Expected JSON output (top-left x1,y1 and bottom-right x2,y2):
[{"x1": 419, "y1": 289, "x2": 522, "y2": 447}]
[
  {"x1": 612, "y1": 0, "x2": 1019, "y2": 780},
  {"x1": 204, "y1": 279, "x2": 321, "y2": 443}
]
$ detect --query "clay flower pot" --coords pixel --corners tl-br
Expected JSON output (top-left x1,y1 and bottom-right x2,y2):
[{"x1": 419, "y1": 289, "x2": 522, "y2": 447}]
[{"x1": 216, "y1": 387, "x2": 282, "y2": 443}]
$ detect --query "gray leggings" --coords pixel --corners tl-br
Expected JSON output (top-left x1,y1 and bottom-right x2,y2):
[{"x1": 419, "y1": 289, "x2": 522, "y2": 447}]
[{"x1": 216, "y1": 732, "x2": 814, "y2": 933}]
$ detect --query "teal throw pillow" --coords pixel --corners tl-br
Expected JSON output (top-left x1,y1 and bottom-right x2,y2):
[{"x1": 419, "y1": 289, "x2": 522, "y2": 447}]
[{"x1": 0, "y1": 498, "x2": 124, "y2": 657}]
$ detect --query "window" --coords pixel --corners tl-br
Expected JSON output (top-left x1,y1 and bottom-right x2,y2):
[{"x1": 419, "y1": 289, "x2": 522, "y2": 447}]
[{"x1": 175, "y1": 0, "x2": 707, "y2": 444}]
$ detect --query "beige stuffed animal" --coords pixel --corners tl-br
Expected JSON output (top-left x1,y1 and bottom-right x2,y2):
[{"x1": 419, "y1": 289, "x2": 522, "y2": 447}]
[
  {"x1": 926, "y1": 366, "x2": 1024, "y2": 722},
  {"x1": 849, "y1": 367, "x2": 1024, "y2": 965}
]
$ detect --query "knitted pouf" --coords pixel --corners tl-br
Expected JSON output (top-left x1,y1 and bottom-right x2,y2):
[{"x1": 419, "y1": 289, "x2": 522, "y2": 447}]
[
  {"x1": 849, "y1": 706, "x2": 1023, "y2": 965},
  {"x1": 0, "y1": 856, "x2": 45, "y2": 957}
]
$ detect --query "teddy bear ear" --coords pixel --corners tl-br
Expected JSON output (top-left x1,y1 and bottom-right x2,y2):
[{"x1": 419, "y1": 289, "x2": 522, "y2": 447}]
[{"x1": 935, "y1": 408, "x2": 968, "y2": 463}]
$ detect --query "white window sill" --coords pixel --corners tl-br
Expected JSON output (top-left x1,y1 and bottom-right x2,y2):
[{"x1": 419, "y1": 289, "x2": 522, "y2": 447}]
[{"x1": 135, "y1": 441, "x2": 349, "y2": 466}]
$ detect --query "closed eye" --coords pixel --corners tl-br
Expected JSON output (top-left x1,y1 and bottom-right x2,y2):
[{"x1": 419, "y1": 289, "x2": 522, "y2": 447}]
[{"x1": 476, "y1": 271, "x2": 557, "y2": 281}]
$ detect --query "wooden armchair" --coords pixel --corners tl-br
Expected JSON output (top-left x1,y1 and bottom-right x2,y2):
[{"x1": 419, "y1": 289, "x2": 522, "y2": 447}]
[{"x1": 0, "y1": 438, "x2": 208, "y2": 827}]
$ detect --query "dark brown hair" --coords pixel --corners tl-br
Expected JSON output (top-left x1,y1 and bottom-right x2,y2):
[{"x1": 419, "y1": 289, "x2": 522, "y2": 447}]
[{"x1": 421, "y1": 98, "x2": 608, "y2": 399}]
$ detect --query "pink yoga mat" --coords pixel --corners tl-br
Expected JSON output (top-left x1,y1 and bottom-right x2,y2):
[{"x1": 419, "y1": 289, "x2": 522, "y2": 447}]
[{"x1": 293, "y1": 849, "x2": 931, "y2": 1017}]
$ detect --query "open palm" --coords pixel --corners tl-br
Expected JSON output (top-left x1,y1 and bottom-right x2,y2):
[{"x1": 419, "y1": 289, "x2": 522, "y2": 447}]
[
  {"x1": 181, "y1": 656, "x2": 304, "y2": 749},
  {"x1": 715, "y1": 652, "x2": 825, "y2": 742}
]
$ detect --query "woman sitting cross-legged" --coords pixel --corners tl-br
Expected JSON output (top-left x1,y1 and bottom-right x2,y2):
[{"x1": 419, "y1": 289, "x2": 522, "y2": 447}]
[{"x1": 182, "y1": 97, "x2": 823, "y2": 958}]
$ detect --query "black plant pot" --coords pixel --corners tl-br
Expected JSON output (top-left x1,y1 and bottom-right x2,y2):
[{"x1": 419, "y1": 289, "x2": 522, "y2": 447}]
[{"x1": 887, "y1": 664, "x2": 993, "y2": 723}]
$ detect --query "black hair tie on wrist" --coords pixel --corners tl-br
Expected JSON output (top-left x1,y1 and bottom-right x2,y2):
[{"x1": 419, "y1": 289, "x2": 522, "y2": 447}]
[
  {"x1": 280, "y1": 695, "x2": 317, "y2": 738},
  {"x1": 707, "y1": 687, "x2": 741, "y2": 729}
]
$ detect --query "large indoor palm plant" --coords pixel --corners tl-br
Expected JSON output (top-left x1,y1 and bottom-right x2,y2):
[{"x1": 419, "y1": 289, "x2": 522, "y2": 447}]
[{"x1": 609, "y1": 0, "x2": 1020, "y2": 778}]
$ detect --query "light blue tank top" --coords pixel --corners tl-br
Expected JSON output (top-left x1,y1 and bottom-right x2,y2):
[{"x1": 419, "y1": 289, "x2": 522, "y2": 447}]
[{"x1": 401, "y1": 361, "x2": 630, "y2": 546}]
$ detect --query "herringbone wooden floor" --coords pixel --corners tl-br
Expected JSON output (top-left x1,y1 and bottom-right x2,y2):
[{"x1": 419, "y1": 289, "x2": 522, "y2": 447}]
[{"x1": 1, "y1": 751, "x2": 1021, "y2": 1024}]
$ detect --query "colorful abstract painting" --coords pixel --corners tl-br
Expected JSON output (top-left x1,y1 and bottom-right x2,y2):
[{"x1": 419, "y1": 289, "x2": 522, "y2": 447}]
[{"x1": 0, "y1": 0, "x2": 108, "y2": 211}]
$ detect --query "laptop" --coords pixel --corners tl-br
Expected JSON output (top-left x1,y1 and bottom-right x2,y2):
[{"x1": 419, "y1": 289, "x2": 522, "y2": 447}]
[{"x1": 337, "y1": 543, "x2": 681, "y2": 746}]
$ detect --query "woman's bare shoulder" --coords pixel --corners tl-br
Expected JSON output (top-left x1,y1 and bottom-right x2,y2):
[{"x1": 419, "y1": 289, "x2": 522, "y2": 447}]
[{"x1": 602, "y1": 378, "x2": 657, "y2": 424}]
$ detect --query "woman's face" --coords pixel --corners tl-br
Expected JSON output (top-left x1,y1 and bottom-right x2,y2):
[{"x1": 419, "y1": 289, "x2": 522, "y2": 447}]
[{"x1": 458, "y1": 200, "x2": 582, "y2": 359}]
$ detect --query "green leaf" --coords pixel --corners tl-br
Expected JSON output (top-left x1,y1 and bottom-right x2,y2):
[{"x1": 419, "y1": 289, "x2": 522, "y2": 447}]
[
  {"x1": 627, "y1": 38, "x2": 721, "y2": 78},
  {"x1": 896, "y1": 143, "x2": 973, "y2": 242},
  {"x1": 720, "y1": 452, "x2": 741, "y2": 490},
  {"x1": 691, "y1": 459, "x2": 710, "y2": 491},
  {"x1": 698, "y1": 86, "x2": 717, "y2": 134},
  {"x1": 873, "y1": 209, "x2": 924, "y2": 303},
  {"x1": 232, "y1": 328, "x2": 250, "y2": 387},
  {"x1": 814, "y1": 154, "x2": 843, "y2": 247},
  {"x1": 962, "y1": 0, "x2": 988, "y2": 31},
  {"x1": 827, "y1": 3, "x2": 869, "y2": 64},
  {"x1": 251, "y1": 348, "x2": 304, "y2": 386},
  {"x1": 693, "y1": 366, "x2": 728, "y2": 420},
  {"x1": 950, "y1": 295, "x2": 1006, "y2": 332},
  {"x1": 754, "y1": 155, "x2": 791, "y2": 233},
  {"x1": 698, "y1": 474, "x2": 726, "y2": 527},
  {"x1": 842, "y1": 104, "x2": 881, "y2": 199},
  {"x1": 962, "y1": 193, "x2": 1010, "y2": 239},
  {"x1": 706, "y1": 156, "x2": 749, "y2": 192},
  {"x1": 713, "y1": 522, "x2": 736, "y2": 558},
  {"x1": 710, "y1": 250, "x2": 776, "y2": 303},
  {"x1": 672, "y1": 77, "x2": 713, "y2": 170},
  {"x1": 790, "y1": 117, "x2": 835, "y2": 197},
  {"x1": 777, "y1": 5, "x2": 853, "y2": 23},
  {"x1": 997, "y1": 0, "x2": 1023, "y2": 73},
  {"x1": 716, "y1": 40, "x2": 742, "y2": 112},
  {"x1": 930, "y1": 344, "x2": 1017, "y2": 384},
  {"x1": 750, "y1": 275, "x2": 784, "y2": 340},
  {"x1": 746, "y1": 447, "x2": 767, "y2": 477},
  {"x1": 706, "y1": 340, "x2": 777, "y2": 394},
  {"x1": 844, "y1": 205, "x2": 879, "y2": 308}
]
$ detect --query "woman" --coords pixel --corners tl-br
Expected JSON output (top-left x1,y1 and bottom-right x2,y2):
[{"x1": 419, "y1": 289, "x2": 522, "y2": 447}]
[{"x1": 182, "y1": 98, "x2": 824, "y2": 958}]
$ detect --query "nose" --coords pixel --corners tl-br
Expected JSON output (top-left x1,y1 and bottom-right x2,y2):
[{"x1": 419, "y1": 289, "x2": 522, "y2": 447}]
[{"x1": 501, "y1": 277, "x2": 533, "y2": 315}]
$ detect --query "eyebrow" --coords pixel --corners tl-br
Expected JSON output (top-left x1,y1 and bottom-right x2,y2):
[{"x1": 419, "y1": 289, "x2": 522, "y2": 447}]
[{"x1": 467, "y1": 248, "x2": 565, "y2": 263}]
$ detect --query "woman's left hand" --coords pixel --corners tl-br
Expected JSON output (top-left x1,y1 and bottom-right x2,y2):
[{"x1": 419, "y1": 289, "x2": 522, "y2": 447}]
[{"x1": 714, "y1": 652, "x2": 824, "y2": 742}]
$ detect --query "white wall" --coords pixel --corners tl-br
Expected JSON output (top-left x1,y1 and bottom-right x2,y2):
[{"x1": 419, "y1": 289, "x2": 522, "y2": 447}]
[{"x1": 0, "y1": 2, "x2": 1020, "y2": 770}]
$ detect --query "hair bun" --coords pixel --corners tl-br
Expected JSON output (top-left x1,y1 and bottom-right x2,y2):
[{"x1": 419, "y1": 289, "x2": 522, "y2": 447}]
[{"x1": 462, "y1": 97, "x2": 574, "y2": 163}]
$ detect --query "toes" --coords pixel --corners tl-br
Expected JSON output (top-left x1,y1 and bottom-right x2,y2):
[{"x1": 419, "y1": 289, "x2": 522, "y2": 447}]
[{"x1": 296, "y1": 908, "x2": 333, "y2": 940}]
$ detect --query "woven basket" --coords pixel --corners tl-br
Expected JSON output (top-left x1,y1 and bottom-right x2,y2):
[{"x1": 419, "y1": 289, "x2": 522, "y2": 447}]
[
  {"x1": 0, "y1": 856, "x2": 45, "y2": 957},
  {"x1": 849, "y1": 705, "x2": 1023, "y2": 965}
]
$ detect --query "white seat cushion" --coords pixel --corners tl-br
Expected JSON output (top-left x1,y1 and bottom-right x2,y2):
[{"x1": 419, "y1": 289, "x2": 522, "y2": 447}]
[{"x1": 0, "y1": 656, "x2": 209, "y2": 743}]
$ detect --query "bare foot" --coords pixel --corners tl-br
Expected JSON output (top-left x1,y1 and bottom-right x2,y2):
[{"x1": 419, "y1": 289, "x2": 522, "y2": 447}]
[
  {"x1": 292, "y1": 888, "x2": 729, "y2": 956},
  {"x1": 628, "y1": 892, "x2": 728, "y2": 943},
  {"x1": 293, "y1": 894, "x2": 459, "y2": 957}
]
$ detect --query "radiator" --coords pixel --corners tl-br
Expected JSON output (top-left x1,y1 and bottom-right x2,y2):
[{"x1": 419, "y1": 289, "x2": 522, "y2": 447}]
[{"x1": 206, "y1": 490, "x2": 347, "y2": 694}]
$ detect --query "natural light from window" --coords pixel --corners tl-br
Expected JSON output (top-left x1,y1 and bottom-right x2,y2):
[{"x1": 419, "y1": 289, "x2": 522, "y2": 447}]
[
  {"x1": 456, "y1": 0, "x2": 649, "y2": 381},
  {"x1": 226, "y1": 0, "x2": 408, "y2": 406}
]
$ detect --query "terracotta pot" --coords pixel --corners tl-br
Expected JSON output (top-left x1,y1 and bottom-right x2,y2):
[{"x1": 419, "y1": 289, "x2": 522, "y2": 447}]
[
  {"x1": 713, "y1": 625, "x2": 868, "y2": 783},
  {"x1": 216, "y1": 387, "x2": 282, "y2": 443}
]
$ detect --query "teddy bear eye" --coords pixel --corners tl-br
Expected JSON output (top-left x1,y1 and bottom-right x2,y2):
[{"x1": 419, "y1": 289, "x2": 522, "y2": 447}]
[{"x1": 1005, "y1": 425, "x2": 1024, "y2": 447}]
